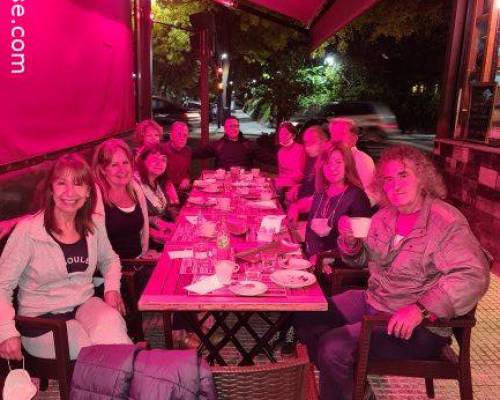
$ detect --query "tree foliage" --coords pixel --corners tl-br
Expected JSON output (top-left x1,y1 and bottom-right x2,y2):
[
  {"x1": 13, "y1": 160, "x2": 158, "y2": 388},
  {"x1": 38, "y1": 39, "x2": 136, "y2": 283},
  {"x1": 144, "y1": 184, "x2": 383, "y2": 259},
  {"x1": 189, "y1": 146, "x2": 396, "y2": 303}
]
[
  {"x1": 151, "y1": 0, "x2": 450, "y2": 131},
  {"x1": 152, "y1": 0, "x2": 211, "y2": 98}
]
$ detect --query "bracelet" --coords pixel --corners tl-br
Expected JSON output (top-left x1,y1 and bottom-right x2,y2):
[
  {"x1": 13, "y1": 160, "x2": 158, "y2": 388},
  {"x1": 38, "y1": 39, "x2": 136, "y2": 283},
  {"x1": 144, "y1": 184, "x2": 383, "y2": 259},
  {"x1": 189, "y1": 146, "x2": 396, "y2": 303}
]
[{"x1": 416, "y1": 302, "x2": 437, "y2": 321}]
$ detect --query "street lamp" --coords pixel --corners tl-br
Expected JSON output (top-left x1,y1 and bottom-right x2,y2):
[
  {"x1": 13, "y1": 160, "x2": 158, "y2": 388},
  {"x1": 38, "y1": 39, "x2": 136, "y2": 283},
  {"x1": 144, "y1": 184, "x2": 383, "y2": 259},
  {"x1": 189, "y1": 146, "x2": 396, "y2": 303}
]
[
  {"x1": 221, "y1": 53, "x2": 228, "y2": 60},
  {"x1": 324, "y1": 54, "x2": 335, "y2": 67}
]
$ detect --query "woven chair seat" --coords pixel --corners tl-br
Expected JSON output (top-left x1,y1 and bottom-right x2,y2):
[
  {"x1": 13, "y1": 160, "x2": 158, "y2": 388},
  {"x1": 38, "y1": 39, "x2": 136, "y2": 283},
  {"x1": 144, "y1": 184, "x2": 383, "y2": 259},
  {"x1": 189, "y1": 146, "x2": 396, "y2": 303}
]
[{"x1": 211, "y1": 344, "x2": 317, "y2": 400}]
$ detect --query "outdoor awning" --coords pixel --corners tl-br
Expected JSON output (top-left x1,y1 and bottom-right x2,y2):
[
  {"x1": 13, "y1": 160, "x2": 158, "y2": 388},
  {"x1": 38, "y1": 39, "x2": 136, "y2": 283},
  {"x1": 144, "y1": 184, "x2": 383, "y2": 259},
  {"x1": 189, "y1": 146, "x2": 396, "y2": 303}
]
[{"x1": 238, "y1": 0, "x2": 381, "y2": 49}]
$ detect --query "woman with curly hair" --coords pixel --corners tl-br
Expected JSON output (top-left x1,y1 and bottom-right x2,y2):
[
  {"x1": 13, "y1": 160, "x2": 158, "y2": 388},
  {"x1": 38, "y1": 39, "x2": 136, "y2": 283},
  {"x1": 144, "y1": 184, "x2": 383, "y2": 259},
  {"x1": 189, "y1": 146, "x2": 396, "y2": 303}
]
[{"x1": 294, "y1": 145, "x2": 490, "y2": 400}]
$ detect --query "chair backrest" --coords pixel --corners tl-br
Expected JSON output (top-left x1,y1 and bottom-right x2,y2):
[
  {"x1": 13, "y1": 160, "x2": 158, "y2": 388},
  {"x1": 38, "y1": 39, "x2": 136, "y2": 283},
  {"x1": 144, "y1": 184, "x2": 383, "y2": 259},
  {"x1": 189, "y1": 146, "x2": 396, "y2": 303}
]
[{"x1": 211, "y1": 357, "x2": 310, "y2": 400}]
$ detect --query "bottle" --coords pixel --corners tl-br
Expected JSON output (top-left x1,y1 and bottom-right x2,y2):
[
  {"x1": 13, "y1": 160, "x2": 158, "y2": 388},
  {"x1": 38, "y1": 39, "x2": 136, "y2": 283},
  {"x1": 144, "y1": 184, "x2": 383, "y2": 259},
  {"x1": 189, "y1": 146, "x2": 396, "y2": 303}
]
[{"x1": 216, "y1": 216, "x2": 231, "y2": 260}]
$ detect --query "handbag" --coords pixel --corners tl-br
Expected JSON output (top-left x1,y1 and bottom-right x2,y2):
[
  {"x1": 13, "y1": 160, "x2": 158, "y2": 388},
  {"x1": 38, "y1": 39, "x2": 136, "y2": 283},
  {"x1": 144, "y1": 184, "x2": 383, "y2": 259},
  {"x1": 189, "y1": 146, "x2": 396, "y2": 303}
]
[{"x1": 2, "y1": 358, "x2": 37, "y2": 400}]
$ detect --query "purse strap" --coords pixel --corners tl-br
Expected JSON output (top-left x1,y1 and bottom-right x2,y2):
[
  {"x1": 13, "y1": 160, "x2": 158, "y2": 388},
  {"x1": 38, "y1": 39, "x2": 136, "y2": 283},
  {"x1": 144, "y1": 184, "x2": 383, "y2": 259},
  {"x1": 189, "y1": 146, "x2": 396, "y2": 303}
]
[{"x1": 7, "y1": 357, "x2": 25, "y2": 371}]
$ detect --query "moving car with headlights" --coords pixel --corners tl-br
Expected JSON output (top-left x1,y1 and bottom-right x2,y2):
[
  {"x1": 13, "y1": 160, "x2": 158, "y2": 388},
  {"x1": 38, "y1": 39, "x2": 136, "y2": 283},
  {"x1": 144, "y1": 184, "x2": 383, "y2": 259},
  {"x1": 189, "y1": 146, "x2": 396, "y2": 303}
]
[{"x1": 291, "y1": 101, "x2": 400, "y2": 141}]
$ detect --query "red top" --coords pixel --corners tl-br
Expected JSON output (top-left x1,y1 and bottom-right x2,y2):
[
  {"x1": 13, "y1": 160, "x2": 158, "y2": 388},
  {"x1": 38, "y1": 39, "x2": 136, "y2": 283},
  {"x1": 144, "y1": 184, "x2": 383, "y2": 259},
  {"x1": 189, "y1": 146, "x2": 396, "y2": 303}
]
[{"x1": 162, "y1": 142, "x2": 192, "y2": 187}]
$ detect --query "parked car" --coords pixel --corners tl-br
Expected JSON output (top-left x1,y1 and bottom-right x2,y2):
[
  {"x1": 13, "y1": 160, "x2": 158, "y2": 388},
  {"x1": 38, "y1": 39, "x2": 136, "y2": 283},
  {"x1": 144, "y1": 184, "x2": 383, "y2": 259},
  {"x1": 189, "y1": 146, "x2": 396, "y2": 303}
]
[
  {"x1": 291, "y1": 101, "x2": 400, "y2": 141},
  {"x1": 152, "y1": 96, "x2": 190, "y2": 128}
]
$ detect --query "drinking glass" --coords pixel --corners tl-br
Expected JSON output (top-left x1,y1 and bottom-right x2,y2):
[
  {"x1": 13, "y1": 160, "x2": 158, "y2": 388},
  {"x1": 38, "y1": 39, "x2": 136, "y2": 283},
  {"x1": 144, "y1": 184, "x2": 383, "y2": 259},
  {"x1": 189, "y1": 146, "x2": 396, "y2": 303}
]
[
  {"x1": 245, "y1": 261, "x2": 262, "y2": 281},
  {"x1": 261, "y1": 252, "x2": 276, "y2": 274},
  {"x1": 193, "y1": 242, "x2": 210, "y2": 274}
]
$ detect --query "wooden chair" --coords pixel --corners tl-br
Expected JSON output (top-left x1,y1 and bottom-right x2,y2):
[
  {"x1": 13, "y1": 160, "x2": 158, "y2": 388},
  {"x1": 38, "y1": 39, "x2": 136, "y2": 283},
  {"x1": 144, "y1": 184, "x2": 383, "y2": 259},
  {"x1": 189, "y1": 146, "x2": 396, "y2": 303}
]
[
  {"x1": 120, "y1": 258, "x2": 158, "y2": 342},
  {"x1": 316, "y1": 250, "x2": 369, "y2": 296},
  {"x1": 0, "y1": 265, "x2": 147, "y2": 400},
  {"x1": 0, "y1": 314, "x2": 74, "y2": 400},
  {"x1": 211, "y1": 344, "x2": 318, "y2": 400},
  {"x1": 353, "y1": 309, "x2": 477, "y2": 400}
]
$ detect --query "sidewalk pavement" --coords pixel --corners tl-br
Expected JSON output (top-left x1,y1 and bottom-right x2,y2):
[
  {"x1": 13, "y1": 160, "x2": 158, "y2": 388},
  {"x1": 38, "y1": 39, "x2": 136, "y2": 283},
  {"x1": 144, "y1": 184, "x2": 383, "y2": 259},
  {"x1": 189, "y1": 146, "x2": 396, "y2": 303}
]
[
  {"x1": 35, "y1": 273, "x2": 500, "y2": 399},
  {"x1": 187, "y1": 109, "x2": 274, "y2": 141}
]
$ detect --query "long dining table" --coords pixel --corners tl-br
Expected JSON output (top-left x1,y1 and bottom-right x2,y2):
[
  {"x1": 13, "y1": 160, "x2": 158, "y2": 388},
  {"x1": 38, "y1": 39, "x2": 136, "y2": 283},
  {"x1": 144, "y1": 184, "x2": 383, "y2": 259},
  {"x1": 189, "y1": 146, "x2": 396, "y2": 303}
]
[{"x1": 138, "y1": 169, "x2": 328, "y2": 366}]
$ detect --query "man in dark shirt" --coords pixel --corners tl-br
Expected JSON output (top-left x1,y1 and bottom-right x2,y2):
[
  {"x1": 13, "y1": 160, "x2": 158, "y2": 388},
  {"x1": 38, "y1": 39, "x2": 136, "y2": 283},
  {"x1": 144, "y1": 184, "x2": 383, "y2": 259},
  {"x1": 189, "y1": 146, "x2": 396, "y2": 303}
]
[{"x1": 192, "y1": 117, "x2": 258, "y2": 169}]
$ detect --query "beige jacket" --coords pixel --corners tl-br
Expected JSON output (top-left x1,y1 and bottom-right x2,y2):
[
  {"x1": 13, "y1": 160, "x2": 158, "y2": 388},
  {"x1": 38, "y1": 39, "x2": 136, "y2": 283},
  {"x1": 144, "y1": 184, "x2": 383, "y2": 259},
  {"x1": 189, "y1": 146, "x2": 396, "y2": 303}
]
[
  {"x1": 0, "y1": 212, "x2": 121, "y2": 342},
  {"x1": 340, "y1": 196, "x2": 490, "y2": 319}
]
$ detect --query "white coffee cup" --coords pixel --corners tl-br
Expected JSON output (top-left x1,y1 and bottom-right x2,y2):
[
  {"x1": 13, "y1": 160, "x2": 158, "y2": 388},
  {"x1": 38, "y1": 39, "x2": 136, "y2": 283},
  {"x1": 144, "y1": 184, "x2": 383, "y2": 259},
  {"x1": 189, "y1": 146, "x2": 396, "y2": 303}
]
[
  {"x1": 215, "y1": 169, "x2": 226, "y2": 179},
  {"x1": 311, "y1": 218, "x2": 332, "y2": 237},
  {"x1": 350, "y1": 217, "x2": 372, "y2": 238},
  {"x1": 215, "y1": 260, "x2": 240, "y2": 284}
]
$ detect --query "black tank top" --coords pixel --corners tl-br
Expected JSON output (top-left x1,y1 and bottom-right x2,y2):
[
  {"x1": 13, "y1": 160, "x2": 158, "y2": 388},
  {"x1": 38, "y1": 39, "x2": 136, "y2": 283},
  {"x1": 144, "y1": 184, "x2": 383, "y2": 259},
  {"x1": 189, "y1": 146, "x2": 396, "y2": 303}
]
[{"x1": 104, "y1": 203, "x2": 143, "y2": 259}]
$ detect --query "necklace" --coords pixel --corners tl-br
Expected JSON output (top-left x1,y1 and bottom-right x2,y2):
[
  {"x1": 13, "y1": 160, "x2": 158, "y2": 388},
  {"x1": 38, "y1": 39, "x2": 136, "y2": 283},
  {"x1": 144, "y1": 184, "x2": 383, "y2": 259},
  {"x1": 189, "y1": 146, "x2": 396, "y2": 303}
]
[
  {"x1": 315, "y1": 187, "x2": 348, "y2": 223},
  {"x1": 142, "y1": 183, "x2": 167, "y2": 212}
]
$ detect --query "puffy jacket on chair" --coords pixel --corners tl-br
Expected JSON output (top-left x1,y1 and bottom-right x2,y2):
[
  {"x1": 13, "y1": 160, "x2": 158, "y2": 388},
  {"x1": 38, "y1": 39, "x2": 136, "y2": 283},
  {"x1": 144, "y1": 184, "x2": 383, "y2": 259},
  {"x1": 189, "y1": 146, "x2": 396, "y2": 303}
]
[
  {"x1": 130, "y1": 349, "x2": 217, "y2": 400},
  {"x1": 70, "y1": 344, "x2": 217, "y2": 400}
]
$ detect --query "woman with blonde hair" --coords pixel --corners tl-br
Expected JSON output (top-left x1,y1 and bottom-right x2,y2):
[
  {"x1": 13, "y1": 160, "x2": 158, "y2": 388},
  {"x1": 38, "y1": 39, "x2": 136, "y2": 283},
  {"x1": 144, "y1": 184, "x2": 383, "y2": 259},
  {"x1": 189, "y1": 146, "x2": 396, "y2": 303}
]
[
  {"x1": 93, "y1": 139, "x2": 151, "y2": 259},
  {"x1": 0, "y1": 154, "x2": 131, "y2": 361},
  {"x1": 134, "y1": 119, "x2": 164, "y2": 159}
]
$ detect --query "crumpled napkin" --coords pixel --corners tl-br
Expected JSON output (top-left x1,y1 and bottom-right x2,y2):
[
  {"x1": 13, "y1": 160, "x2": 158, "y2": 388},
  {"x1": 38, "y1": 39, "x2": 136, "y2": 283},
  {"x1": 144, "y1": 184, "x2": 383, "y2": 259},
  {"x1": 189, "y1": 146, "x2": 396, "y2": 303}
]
[
  {"x1": 168, "y1": 250, "x2": 194, "y2": 259},
  {"x1": 185, "y1": 275, "x2": 224, "y2": 295},
  {"x1": 260, "y1": 215, "x2": 286, "y2": 234}
]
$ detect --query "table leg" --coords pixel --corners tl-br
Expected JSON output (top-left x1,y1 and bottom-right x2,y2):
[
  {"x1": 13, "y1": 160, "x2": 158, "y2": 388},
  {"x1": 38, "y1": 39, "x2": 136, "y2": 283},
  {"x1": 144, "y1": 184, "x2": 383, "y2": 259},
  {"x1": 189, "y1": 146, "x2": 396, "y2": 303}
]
[
  {"x1": 237, "y1": 313, "x2": 276, "y2": 364},
  {"x1": 182, "y1": 312, "x2": 228, "y2": 366},
  {"x1": 244, "y1": 312, "x2": 291, "y2": 363},
  {"x1": 210, "y1": 312, "x2": 253, "y2": 364}
]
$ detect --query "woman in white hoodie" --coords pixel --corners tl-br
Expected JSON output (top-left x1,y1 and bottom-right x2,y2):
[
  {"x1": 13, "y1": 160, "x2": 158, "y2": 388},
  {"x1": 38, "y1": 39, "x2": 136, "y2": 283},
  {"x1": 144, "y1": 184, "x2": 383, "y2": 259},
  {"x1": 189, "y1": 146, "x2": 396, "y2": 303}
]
[{"x1": 0, "y1": 154, "x2": 131, "y2": 361}]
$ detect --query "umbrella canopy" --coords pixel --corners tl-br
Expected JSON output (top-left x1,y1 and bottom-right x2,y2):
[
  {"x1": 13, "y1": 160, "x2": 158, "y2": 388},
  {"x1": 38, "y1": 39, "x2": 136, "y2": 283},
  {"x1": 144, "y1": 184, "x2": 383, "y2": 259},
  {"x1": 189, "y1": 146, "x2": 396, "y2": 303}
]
[{"x1": 236, "y1": 0, "x2": 381, "y2": 48}]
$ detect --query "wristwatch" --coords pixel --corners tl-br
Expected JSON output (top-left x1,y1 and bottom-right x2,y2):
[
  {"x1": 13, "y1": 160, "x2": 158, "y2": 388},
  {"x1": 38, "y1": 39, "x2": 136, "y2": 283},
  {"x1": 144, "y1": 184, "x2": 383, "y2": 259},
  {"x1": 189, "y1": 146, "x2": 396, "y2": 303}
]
[{"x1": 416, "y1": 302, "x2": 436, "y2": 321}]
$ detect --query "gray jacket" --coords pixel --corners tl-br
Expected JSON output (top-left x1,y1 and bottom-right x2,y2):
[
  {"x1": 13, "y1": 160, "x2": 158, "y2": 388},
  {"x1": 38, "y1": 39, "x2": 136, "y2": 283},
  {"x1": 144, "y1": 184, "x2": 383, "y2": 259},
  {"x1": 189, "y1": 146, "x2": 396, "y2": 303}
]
[
  {"x1": 340, "y1": 196, "x2": 490, "y2": 319},
  {"x1": 70, "y1": 344, "x2": 217, "y2": 400},
  {"x1": 0, "y1": 212, "x2": 121, "y2": 343}
]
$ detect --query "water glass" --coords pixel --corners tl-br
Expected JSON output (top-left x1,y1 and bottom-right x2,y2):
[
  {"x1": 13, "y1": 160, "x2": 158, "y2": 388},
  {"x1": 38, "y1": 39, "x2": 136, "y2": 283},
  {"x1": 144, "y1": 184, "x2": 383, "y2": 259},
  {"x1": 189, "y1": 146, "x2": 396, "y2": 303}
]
[
  {"x1": 245, "y1": 261, "x2": 262, "y2": 281},
  {"x1": 261, "y1": 252, "x2": 276, "y2": 274},
  {"x1": 193, "y1": 242, "x2": 210, "y2": 274}
]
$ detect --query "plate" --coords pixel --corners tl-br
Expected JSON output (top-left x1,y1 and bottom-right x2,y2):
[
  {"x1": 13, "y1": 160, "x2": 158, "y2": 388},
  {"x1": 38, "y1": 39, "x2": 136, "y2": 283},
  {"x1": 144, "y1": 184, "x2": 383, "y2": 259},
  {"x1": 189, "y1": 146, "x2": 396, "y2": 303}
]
[
  {"x1": 246, "y1": 200, "x2": 277, "y2": 210},
  {"x1": 281, "y1": 258, "x2": 312, "y2": 270},
  {"x1": 232, "y1": 181, "x2": 250, "y2": 187},
  {"x1": 200, "y1": 185, "x2": 221, "y2": 193},
  {"x1": 270, "y1": 270, "x2": 316, "y2": 288},
  {"x1": 229, "y1": 281, "x2": 268, "y2": 296},
  {"x1": 188, "y1": 197, "x2": 216, "y2": 206},
  {"x1": 194, "y1": 178, "x2": 216, "y2": 187}
]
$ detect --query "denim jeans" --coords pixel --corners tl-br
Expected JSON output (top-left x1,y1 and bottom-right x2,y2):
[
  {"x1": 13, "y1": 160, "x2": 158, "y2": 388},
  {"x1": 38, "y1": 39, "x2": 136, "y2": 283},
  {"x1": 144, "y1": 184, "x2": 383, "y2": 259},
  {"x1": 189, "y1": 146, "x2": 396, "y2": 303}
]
[{"x1": 293, "y1": 290, "x2": 448, "y2": 400}]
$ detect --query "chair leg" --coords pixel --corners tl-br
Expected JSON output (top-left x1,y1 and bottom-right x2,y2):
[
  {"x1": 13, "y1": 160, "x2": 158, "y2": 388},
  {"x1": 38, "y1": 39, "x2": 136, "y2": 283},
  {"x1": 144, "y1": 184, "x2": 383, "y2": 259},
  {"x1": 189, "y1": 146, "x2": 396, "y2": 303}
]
[
  {"x1": 425, "y1": 378, "x2": 435, "y2": 398},
  {"x1": 57, "y1": 377, "x2": 71, "y2": 400},
  {"x1": 458, "y1": 369, "x2": 473, "y2": 400},
  {"x1": 40, "y1": 378, "x2": 49, "y2": 391}
]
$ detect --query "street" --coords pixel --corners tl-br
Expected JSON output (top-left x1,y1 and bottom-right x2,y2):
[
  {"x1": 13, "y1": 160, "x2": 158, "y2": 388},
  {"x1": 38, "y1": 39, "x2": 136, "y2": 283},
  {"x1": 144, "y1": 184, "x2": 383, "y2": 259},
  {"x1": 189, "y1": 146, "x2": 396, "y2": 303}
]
[{"x1": 183, "y1": 109, "x2": 436, "y2": 159}]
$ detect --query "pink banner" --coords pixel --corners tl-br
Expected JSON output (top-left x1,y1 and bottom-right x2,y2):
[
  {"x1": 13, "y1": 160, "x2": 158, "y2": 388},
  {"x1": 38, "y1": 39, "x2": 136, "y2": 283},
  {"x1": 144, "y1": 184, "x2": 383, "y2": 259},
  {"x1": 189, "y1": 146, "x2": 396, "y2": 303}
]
[{"x1": 0, "y1": 0, "x2": 136, "y2": 166}]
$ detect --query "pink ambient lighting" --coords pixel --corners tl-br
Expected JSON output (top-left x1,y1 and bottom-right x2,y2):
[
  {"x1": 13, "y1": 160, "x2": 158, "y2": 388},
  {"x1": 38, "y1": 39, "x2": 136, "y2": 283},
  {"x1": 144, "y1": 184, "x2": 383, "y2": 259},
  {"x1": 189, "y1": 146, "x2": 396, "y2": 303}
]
[{"x1": 0, "y1": 0, "x2": 136, "y2": 166}]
